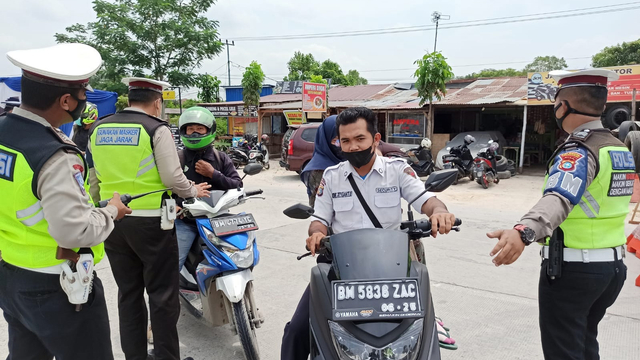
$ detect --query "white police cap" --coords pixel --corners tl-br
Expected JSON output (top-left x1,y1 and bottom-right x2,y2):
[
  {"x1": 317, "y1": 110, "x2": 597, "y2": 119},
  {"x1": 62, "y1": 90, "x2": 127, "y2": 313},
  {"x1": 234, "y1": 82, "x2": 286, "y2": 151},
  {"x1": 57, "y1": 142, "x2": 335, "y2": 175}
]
[
  {"x1": 550, "y1": 68, "x2": 619, "y2": 92},
  {"x1": 6, "y1": 43, "x2": 102, "y2": 91},
  {"x1": 122, "y1": 77, "x2": 171, "y2": 94}
]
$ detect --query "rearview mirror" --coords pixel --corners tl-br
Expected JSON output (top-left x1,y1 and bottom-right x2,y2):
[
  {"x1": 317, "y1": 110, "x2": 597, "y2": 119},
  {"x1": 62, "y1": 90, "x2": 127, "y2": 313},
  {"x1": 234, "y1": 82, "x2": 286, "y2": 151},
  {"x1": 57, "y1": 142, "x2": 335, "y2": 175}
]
[
  {"x1": 424, "y1": 169, "x2": 458, "y2": 192},
  {"x1": 243, "y1": 163, "x2": 263, "y2": 176},
  {"x1": 283, "y1": 203, "x2": 315, "y2": 219}
]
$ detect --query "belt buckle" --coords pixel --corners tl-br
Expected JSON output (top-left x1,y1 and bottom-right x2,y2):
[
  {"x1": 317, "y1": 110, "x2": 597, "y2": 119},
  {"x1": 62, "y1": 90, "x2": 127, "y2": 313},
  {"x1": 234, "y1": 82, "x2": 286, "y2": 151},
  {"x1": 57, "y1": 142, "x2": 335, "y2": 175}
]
[{"x1": 582, "y1": 249, "x2": 590, "y2": 263}]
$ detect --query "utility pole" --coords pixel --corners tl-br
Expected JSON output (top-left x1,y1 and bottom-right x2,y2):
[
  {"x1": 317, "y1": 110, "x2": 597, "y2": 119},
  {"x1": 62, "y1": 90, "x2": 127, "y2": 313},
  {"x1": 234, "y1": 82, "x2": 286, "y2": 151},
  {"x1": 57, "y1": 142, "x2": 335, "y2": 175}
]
[
  {"x1": 224, "y1": 40, "x2": 235, "y2": 86},
  {"x1": 431, "y1": 12, "x2": 450, "y2": 53}
]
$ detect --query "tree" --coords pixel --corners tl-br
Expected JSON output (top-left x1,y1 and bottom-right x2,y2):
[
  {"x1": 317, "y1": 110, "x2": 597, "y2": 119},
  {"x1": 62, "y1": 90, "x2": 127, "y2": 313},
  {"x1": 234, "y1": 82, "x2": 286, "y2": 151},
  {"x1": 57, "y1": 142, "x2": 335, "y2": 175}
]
[
  {"x1": 198, "y1": 74, "x2": 222, "y2": 103},
  {"x1": 242, "y1": 61, "x2": 265, "y2": 107},
  {"x1": 592, "y1": 39, "x2": 640, "y2": 67},
  {"x1": 524, "y1": 56, "x2": 568, "y2": 72},
  {"x1": 345, "y1": 70, "x2": 368, "y2": 86},
  {"x1": 461, "y1": 68, "x2": 526, "y2": 79},
  {"x1": 283, "y1": 52, "x2": 320, "y2": 81},
  {"x1": 414, "y1": 52, "x2": 453, "y2": 137},
  {"x1": 319, "y1": 60, "x2": 346, "y2": 85},
  {"x1": 55, "y1": 0, "x2": 223, "y2": 93}
]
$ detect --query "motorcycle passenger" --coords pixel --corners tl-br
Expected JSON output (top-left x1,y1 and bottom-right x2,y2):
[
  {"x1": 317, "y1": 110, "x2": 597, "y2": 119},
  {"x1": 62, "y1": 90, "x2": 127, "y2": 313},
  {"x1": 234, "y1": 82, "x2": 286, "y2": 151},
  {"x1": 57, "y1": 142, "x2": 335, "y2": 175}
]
[
  {"x1": 176, "y1": 106, "x2": 243, "y2": 271},
  {"x1": 281, "y1": 107, "x2": 459, "y2": 360},
  {"x1": 488, "y1": 69, "x2": 630, "y2": 360},
  {"x1": 72, "y1": 102, "x2": 98, "y2": 152},
  {"x1": 300, "y1": 115, "x2": 343, "y2": 207}
]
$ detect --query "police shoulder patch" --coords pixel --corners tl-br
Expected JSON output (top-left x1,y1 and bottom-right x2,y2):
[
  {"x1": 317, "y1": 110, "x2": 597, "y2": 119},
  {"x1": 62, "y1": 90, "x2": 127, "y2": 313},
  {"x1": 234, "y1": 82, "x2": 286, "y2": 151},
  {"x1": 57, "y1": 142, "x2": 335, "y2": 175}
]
[
  {"x1": 544, "y1": 147, "x2": 588, "y2": 205},
  {"x1": 0, "y1": 149, "x2": 17, "y2": 182},
  {"x1": 73, "y1": 171, "x2": 87, "y2": 196},
  {"x1": 403, "y1": 166, "x2": 417, "y2": 179},
  {"x1": 317, "y1": 178, "x2": 326, "y2": 197},
  {"x1": 609, "y1": 150, "x2": 635, "y2": 171}
]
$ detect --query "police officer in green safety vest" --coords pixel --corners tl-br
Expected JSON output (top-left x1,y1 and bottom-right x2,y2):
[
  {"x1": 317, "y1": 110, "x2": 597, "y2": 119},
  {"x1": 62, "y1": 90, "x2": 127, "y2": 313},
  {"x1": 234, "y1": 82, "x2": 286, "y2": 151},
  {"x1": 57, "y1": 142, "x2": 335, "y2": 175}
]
[
  {"x1": 0, "y1": 44, "x2": 131, "y2": 359},
  {"x1": 488, "y1": 69, "x2": 631, "y2": 360},
  {"x1": 88, "y1": 77, "x2": 210, "y2": 360}
]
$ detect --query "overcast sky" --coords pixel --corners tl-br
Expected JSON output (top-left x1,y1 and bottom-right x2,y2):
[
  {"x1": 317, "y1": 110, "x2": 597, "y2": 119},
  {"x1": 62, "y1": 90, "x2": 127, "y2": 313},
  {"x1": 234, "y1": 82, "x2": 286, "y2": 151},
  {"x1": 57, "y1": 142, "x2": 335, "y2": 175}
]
[{"x1": 2, "y1": 0, "x2": 639, "y2": 96}]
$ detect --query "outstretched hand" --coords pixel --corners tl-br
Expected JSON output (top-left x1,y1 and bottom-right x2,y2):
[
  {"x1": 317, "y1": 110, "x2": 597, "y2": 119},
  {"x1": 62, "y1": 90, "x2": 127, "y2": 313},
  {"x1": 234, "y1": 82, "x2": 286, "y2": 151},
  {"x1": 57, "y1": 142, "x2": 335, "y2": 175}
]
[{"x1": 487, "y1": 229, "x2": 526, "y2": 266}]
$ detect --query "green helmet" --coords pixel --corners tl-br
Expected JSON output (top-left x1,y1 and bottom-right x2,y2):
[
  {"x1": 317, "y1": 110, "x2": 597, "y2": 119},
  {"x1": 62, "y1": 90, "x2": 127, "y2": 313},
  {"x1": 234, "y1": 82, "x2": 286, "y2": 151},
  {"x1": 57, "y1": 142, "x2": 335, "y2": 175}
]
[
  {"x1": 179, "y1": 106, "x2": 217, "y2": 150},
  {"x1": 81, "y1": 102, "x2": 99, "y2": 125}
]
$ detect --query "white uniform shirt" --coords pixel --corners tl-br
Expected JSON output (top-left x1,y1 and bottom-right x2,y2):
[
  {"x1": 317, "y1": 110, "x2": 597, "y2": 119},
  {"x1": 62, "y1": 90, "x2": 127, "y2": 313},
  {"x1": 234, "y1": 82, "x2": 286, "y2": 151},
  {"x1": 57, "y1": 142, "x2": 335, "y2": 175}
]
[{"x1": 313, "y1": 156, "x2": 435, "y2": 234}]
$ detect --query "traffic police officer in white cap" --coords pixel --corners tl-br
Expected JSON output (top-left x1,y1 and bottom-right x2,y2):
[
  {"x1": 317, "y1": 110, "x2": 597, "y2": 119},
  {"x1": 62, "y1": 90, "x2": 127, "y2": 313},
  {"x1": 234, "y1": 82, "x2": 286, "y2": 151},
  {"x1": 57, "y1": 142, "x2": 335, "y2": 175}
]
[
  {"x1": 0, "y1": 43, "x2": 131, "y2": 359},
  {"x1": 488, "y1": 69, "x2": 631, "y2": 359},
  {"x1": 88, "y1": 77, "x2": 210, "y2": 360}
]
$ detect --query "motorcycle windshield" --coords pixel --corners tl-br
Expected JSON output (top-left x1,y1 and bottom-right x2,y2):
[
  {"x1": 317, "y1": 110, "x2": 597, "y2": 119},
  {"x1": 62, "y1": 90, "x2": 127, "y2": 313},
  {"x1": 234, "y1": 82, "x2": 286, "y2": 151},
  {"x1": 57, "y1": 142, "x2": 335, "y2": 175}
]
[
  {"x1": 199, "y1": 190, "x2": 226, "y2": 208},
  {"x1": 330, "y1": 228, "x2": 409, "y2": 280}
]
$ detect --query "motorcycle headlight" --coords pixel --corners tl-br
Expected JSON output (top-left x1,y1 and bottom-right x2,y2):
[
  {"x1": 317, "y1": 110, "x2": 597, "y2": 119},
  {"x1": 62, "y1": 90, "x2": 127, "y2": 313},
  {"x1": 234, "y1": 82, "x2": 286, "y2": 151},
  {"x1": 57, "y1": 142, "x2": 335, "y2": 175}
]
[
  {"x1": 329, "y1": 319, "x2": 423, "y2": 360},
  {"x1": 224, "y1": 241, "x2": 255, "y2": 268}
]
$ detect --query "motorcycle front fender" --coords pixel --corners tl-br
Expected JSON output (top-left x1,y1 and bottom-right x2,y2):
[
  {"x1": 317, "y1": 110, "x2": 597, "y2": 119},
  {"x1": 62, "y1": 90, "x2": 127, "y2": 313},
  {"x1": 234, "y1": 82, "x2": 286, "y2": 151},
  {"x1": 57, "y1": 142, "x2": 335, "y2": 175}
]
[{"x1": 216, "y1": 269, "x2": 253, "y2": 303}]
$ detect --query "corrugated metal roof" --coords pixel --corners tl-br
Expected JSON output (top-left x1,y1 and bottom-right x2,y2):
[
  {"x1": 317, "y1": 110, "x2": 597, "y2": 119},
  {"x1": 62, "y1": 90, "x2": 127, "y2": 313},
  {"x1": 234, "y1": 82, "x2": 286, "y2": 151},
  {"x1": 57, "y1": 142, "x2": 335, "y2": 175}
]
[
  {"x1": 436, "y1": 77, "x2": 527, "y2": 106},
  {"x1": 329, "y1": 84, "x2": 392, "y2": 101}
]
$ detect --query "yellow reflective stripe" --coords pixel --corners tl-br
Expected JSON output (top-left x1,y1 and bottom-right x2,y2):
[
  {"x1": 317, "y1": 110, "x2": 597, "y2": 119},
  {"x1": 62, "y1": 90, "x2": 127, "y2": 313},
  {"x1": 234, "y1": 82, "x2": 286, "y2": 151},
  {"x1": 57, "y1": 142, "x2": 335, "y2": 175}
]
[
  {"x1": 20, "y1": 209, "x2": 45, "y2": 226},
  {"x1": 16, "y1": 201, "x2": 41, "y2": 219}
]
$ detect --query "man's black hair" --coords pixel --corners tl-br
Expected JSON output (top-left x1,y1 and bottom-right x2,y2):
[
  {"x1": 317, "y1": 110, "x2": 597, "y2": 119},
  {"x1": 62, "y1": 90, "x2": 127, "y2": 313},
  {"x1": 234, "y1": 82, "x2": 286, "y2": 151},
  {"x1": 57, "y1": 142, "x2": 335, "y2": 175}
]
[
  {"x1": 20, "y1": 76, "x2": 82, "y2": 111},
  {"x1": 560, "y1": 86, "x2": 608, "y2": 114},
  {"x1": 128, "y1": 89, "x2": 162, "y2": 105},
  {"x1": 336, "y1": 106, "x2": 377, "y2": 137}
]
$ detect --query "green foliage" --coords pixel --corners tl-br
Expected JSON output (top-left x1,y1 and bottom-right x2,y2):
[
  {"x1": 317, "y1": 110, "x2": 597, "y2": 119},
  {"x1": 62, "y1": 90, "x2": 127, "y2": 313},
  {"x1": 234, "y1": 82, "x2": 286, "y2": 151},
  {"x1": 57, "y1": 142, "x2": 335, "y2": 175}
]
[
  {"x1": 215, "y1": 117, "x2": 228, "y2": 137},
  {"x1": 198, "y1": 74, "x2": 222, "y2": 103},
  {"x1": 241, "y1": 61, "x2": 265, "y2": 107},
  {"x1": 414, "y1": 52, "x2": 454, "y2": 106},
  {"x1": 524, "y1": 56, "x2": 568, "y2": 72},
  {"x1": 592, "y1": 39, "x2": 640, "y2": 67},
  {"x1": 460, "y1": 68, "x2": 526, "y2": 79},
  {"x1": 165, "y1": 99, "x2": 198, "y2": 109},
  {"x1": 309, "y1": 75, "x2": 327, "y2": 84},
  {"x1": 283, "y1": 51, "x2": 320, "y2": 81},
  {"x1": 55, "y1": 0, "x2": 223, "y2": 94},
  {"x1": 345, "y1": 69, "x2": 368, "y2": 85},
  {"x1": 282, "y1": 52, "x2": 367, "y2": 85},
  {"x1": 214, "y1": 140, "x2": 231, "y2": 152},
  {"x1": 115, "y1": 95, "x2": 129, "y2": 111}
]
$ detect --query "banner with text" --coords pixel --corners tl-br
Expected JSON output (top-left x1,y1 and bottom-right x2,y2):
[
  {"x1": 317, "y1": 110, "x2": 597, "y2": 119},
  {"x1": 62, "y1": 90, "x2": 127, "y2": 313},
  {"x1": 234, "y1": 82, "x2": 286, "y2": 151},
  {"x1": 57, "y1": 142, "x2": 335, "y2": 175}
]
[
  {"x1": 283, "y1": 110, "x2": 306, "y2": 125},
  {"x1": 527, "y1": 65, "x2": 640, "y2": 105},
  {"x1": 302, "y1": 82, "x2": 327, "y2": 112}
]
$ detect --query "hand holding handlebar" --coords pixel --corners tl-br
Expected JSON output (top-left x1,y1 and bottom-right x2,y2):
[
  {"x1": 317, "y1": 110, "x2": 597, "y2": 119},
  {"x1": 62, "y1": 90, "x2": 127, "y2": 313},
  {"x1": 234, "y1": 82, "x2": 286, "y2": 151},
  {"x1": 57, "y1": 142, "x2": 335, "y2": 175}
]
[{"x1": 429, "y1": 212, "x2": 458, "y2": 238}]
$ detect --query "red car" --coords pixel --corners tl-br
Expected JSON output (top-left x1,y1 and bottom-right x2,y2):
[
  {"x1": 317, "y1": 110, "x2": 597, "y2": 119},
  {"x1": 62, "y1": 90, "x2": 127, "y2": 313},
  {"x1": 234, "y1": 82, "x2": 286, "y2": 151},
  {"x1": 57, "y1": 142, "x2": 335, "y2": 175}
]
[{"x1": 279, "y1": 123, "x2": 406, "y2": 173}]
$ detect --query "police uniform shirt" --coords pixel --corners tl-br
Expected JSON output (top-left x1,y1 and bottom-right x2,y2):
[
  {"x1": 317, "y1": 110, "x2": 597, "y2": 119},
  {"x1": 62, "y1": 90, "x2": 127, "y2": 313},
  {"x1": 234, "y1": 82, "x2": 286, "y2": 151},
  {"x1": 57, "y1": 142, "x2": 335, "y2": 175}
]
[
  {"x1": 87, "y1": 107, "x2": 198, "y2": 201},
  {"x1": 10, "y1": 107, "x2": 118, "y2": 249},
  {"x1": 314, "y1": 155, "x2": 435, "y2": 234},
  {"x1": 519, "y1": 120, "x2": 601, "y2": 241}
]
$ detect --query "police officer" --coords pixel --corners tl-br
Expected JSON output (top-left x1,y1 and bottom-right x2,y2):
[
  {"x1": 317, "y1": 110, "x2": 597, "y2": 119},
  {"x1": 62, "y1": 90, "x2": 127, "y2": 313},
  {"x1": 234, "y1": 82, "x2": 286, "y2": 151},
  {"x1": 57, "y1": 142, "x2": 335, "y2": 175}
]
[
  {"x1": 488, "y1": 69, "x2": 630, "y2": 360},
  {"x1": 88, "y1": 77, "x2": 210, "y2": 360},
  {"x1": 281, "y1": 106, "x2": 457, "y2": 359},
  {"x1": 0, "y1": 43, "x2": 130, "y2": 359}
]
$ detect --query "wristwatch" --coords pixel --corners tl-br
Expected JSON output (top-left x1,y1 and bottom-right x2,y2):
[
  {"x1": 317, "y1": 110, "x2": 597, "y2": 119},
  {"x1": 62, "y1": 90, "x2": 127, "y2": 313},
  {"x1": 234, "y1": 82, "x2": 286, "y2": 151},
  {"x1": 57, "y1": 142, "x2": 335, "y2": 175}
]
[{"x1": 514, "y1": 224, "x2": 536, "y2": 246}]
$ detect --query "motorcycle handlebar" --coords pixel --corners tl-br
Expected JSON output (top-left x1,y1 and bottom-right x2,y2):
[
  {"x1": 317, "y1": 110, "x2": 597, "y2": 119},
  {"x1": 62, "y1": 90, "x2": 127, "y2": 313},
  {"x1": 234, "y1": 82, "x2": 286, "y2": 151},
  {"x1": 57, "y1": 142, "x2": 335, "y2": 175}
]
[{"x1": 245, "y1": 189, "x2": 263, "y2": 197}]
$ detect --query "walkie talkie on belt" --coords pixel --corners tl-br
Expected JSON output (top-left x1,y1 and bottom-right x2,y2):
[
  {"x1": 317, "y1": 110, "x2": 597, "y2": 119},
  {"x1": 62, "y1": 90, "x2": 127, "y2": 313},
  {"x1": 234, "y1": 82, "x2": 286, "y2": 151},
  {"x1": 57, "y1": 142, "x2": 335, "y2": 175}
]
[{"x1": 547, "y1": 228, "x2": 564, "y2": 279}]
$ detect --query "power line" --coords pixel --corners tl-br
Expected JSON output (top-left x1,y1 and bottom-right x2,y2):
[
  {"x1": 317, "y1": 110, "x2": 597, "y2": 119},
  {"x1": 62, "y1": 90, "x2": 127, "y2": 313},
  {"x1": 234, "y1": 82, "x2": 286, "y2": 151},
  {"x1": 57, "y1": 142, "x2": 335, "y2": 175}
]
[{"x1": 228, "y1": 2, "x2": 640, "y2": 41}]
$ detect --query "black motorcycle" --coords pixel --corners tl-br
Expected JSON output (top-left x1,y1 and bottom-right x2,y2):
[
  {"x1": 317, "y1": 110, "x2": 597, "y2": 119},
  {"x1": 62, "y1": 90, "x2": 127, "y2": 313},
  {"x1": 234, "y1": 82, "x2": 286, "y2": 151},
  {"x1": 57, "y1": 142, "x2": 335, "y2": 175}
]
[
  {"x1": 283, "y1": 169, "x2": 461, "y2": 360},
  {"x1": 442, "y1": 142, "x2": 475, "y2": 184},
  {"x1": 248, "y1": 135, "x2": 270, "y2": 170},
  {"x1": 406, "y1": 139, "x2": 435, "y2": 177},
  {"x1": 228, "y1": 135, "x2": 255, "y2": 168}
]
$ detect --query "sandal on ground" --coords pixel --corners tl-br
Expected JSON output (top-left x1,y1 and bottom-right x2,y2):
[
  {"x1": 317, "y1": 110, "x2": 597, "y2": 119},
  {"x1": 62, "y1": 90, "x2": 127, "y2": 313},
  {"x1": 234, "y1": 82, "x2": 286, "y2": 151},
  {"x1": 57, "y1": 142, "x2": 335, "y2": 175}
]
[
  {"x1": 435, "y1": 316, "x2": 450, "y2": 332},
  {"x1": 437, "y1": 321, "x2": 458, "y2": 350}
]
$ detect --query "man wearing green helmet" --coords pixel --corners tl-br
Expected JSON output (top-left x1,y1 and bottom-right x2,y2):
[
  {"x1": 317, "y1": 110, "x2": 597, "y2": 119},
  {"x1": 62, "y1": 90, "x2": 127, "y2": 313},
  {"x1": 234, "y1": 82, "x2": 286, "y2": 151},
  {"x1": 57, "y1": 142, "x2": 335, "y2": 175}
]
[
  {"x1": 72, "y1": 102, "x2": 98, "y2": 152},
  {"x1": 176, "y1": 106, "x2": 242, "y2": 270}
]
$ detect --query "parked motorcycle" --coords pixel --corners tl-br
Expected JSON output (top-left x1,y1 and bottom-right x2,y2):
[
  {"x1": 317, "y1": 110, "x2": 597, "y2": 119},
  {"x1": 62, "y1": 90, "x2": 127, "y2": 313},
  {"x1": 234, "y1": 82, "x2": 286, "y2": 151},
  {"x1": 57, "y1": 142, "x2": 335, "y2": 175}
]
[
  {"x1": 283, "y1": 169, "x2": 461, "y2": 360},
  {"x1": 248, "y1": 134, "x2": 270, "y2": 170},
  {"x1": 442, "y1": 135, "x2": 476, "y2": 184},
  {"x1": 178, "y1": 163, "x2": 265, "y2": 360},
  {"x1": 228, "y1": 138, "x2": 252, "y2": 168},
  {"x1": 473, "y1": 140, "x2": 500, "y2": 189},
  {"x1": 405, "y1": 138, "x2": 435, "y2": 177}
]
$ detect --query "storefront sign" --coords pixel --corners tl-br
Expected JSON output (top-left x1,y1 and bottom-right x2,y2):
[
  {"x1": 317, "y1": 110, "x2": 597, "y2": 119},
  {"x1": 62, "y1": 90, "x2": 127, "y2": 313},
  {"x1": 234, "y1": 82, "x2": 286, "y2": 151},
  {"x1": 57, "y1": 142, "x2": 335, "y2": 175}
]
[
  {"x1": 527, "y1": 65, "x2": 640, "y2": 105},
  {"x1": 201, "y1": 104, "x2": 258, "y2": 117},
  {"x1": 302, "y1": 82, "x2": 327, "y2": 112},
  {"x1": 162, "y1": 90, "x2": 176, "y2": 100},
  {"x1": 388, "y1": 113, "x2": 426, "y2": 139},
  {"x1": 283, "y1": 110, "x2": 306, "y2": 125},
  {"x1": 274, "y1": 81, "x2": 304, "y2": 94}
]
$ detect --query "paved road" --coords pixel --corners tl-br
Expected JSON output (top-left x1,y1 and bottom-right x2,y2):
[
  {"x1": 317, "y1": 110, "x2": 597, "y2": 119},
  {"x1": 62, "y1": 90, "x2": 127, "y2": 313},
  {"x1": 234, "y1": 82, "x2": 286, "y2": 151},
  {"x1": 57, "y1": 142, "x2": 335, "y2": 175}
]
[{"x1": 1, "y1": 162, "x2": 639, "y2": 359}]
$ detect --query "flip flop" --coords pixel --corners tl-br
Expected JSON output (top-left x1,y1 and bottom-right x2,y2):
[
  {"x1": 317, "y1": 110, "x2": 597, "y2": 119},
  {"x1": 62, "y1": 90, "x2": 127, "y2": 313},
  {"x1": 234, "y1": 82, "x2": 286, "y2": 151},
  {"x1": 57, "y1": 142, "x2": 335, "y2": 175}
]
[
  {"x1": 438, "y1": 330, "x2": 458, "y2": 350},
  {"x1": 435, "y1": 316, "x2": 450, "y2": 332}
]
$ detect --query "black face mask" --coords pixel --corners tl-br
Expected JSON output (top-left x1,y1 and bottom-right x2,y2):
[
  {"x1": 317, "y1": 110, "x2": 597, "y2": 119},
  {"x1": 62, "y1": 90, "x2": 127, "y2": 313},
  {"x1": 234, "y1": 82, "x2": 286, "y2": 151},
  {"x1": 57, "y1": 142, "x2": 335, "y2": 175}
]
[
  {"x1": 554, "y1": 100, "x2": 602, "y2": 130},
  {"x1": 66, "y1": 93, "x2": 87, "y2": 122},
  {"x1": 342, "y1": 146, "x2": 375, "y2": 169}
]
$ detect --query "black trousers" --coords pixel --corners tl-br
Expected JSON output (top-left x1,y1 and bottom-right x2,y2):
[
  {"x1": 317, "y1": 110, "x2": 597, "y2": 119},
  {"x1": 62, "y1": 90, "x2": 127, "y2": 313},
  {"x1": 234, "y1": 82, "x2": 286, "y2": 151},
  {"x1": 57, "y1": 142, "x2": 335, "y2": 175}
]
[
  {"x1": 539, "y1": 259, "x2": 627, "y2": 360},
  {"x1": 105, "y1": 217, "x2": 180, "y2": 360},
  {"x1": 281, "y1": 286, "x2": 311, "y2": 360},
  {"x1": 0, "y1": 261, "x2": 113, "y2": 360}
]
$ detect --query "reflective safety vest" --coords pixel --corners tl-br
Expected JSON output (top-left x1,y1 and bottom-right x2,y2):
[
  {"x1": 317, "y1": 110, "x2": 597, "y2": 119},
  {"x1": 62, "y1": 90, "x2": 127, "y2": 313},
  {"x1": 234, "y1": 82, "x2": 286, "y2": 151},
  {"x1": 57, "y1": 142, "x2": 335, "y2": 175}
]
[
  {"x1": 545, "y1": 129, "x2": 634, "y2": 249},
  {"x1": 89, "y1": 110, "x2": 170, "y2": 210},
  {"x1": 0, "y1": 114, "x2": 105, "y2": 268}
]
